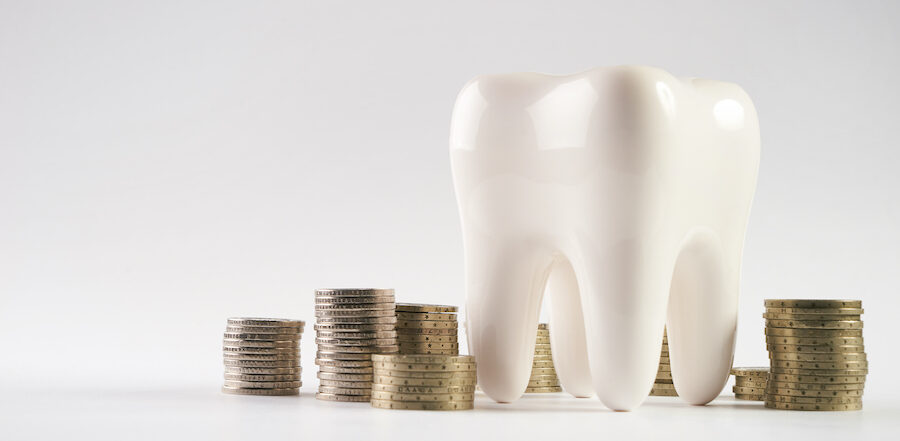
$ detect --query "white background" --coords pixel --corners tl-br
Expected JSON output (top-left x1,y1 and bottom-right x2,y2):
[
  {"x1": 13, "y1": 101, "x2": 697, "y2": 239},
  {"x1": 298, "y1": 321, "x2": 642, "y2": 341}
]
[{"x1": 1, "y1": 0, "x2": 899, "y2": 439}]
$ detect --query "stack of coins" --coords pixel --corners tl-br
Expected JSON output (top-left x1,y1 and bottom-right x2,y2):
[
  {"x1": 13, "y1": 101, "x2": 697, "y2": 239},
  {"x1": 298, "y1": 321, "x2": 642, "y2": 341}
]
[
  {"x1": 527, "y1": 324, "x2": 561, "y2": 393},
  {"x1": 314, "y1": 288, "x2": 399, "y2": 402},
  {"x1": 222, "y1": 318, "x2": 304, "y2": 396},
  {"x1": 731, "y1": 367, "x2": 769, "y2": 401},
  {"x1": 370, "y1": 354, "x2": 476, "y2": 410},
  {"x1": 650, "y1": 328, "x2": 676, "y2": 396},
  {"x1": 764, "y1": 299, "x2": 867, "y2": 411},
  {"x1": 395, "y1": 303, "x2": 459, "y2": 355}
]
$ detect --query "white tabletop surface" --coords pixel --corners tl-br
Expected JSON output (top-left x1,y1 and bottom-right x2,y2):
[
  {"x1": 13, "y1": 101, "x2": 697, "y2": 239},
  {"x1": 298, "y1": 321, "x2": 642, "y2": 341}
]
[{"x1": 2, "y1": 384, "x2": 896, "y2": 441}]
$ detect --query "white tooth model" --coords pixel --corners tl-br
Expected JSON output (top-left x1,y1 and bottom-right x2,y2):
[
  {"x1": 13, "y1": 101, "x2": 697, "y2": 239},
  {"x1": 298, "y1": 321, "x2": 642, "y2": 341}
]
[{"x1": 449, "y1": 66, "x2": 760, "y2": 411}]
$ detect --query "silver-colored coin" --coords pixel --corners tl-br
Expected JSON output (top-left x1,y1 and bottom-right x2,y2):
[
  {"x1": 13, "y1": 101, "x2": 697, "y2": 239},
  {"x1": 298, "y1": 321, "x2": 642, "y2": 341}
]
[
  {"x1": 315, "y1": 323, "x2": 397, "y2": 332},
  {"x1": 225, "y1": 326, "x2": 302, "y2": 335},
  {"x1": 224, "y1": 373, "x2": 301, "y2": 382},
  {"x1": 227, "y1": 318, "x2": 305, "y2": 328},
  {"x1": 315, "y1": 302, "x2": 395, "y2": 310},
  {"x1": 317, "y1": 371, "x2": 374, "y2": 381},
  {"x1": 317, "y1": 316, "x2": 398, "y2": 324},
  {"x1": 222, "y1": 332, "x2": 302, "y2": 341},
  {"x1": 224, "y1": 366, "x2": 300, "y2": 375},
  {"x1": 222, "y1": 346, "x2": 300, "y2": 355},
  {"x1": 317, "y1": 344, "x2": 400, "y2": 353},
  {"x1": 315, "y1": 358, "x2": 373, "y2": 368},
  {"x1": 316, "y1": 351, "x2": 381, "y2": 361},
  {"x1": 222, "y1": 386, "x2": 299, "y2": 396},
  {"x1": 316, "y1": 330, "x2": 398, "y2": 340},
  {"x1": 318, "y1": 365, "x2": 374, "y2": 374},
  {"x1": 315, "y1": 309, "x2": 397, "y2": 318},
  {"x1": 315, "y1": 338, "x2": 398, "y2": 346},
  {"x1": 315, "y1": 296, "x2": 395, "y2": 305},
  {"x1": 318, "y1": 386, "x2": 373, "y2": 395},
  {"x1": 318, "y1": 379, "x2": 375, "y2": 389},
  {"x1": 223, "y1": 352, "x2": 299, "y2": 361},
  {"x1": 315, "y1": 288, "x2": 394, "y2": 297},
  {"x1": 316, "y1": 392, "x2": 371, "y2": 402},
  {"x1": 223, "y1": 380, "x2": 302, "y2": 389},
  {"x1": 224, "y1": 359, "x2": 300, "y2": 368},
  {"x1": 222, "y1": 339, "x2": 298, "y2": 348}
]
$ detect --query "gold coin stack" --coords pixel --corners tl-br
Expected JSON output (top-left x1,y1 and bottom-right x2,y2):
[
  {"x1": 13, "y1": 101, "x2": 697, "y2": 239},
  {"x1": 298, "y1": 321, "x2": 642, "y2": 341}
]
[
  {"x1": 395, "y1": 303, "x2": 459, "y2": 355},
  {"x1": 370, "y1": 354, "x2": 476, "y2": 410},
  {"x1": 763, "y1": 299, "x2": 867, "y2": 411},
  {"x1": 527, "y1": 324, "x2": 561, "y2": 393},
  {"x1": 650, "y1": 328, "x2": 676, "y2": 396},
  {"x1": 222, "y1": 318, "x2": 304, "y2": 396},
  {"x1": 731, "y1": 367, "x2": 768, "y2": 401},
  {"x1": 314, "y1": 288, "x2": 399, "y2": 402}
]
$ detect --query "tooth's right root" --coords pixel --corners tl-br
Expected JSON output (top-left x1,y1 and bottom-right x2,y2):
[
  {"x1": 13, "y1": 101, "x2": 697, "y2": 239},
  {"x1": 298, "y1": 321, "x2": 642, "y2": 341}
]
[
  {"x1": 525, "y1": 323, "x2": 562, "y2": 393},
  {"x1": 649, "y1": 327, "x2": 678, "y2": 397}
]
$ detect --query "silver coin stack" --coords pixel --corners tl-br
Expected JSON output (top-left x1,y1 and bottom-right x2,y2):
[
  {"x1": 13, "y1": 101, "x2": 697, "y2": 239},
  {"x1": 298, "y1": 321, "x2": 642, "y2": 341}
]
[
  {"x1": 314, "y1": 288, "x2": 399, "y2": 402},
  {"x1": 222, "y1": 318, "x2": 304, "y2": 396}
]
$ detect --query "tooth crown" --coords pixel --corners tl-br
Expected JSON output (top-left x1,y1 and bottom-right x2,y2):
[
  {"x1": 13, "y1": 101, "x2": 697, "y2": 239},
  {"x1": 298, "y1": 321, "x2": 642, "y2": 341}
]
[{"x1": 450, "y1": 66, "x2": 760, "y2": 411}]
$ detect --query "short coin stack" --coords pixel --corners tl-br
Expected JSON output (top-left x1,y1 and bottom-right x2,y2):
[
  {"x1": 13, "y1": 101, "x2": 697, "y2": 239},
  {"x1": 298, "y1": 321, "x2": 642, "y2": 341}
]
[
  {"x1": 222, "y1": 318, "x2": 304, "y2": 396},
  {"x1": 371, "y1": 354, "x2": 476, "y2": 410},
  {"x1": 314, "y1": 288, "x2": 399, "y2": 402},
  {"x1": 395, "y1": 303, "x2": 459, "y2": 355},
  {"x1": 764, "y1": 299, "x2": 867, "y2": 411},
  {"x1": 650, "y1": 328, "x2": 676, "y2": 396},
  {"x1": 527, "y1": 324, "x2": 561, "y2": 393},
  {"x1": 731, "y1": 367, "x2": 769, "y2": 401}
]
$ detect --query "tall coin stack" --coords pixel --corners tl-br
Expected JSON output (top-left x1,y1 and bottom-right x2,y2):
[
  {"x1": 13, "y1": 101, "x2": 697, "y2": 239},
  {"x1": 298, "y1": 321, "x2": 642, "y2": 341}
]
[
  {"x1": 764, "y1": 299, "x2": 867, "y2": 411},
  {"x1": 527, "y1": 324, "x2": 562, "y2": 393},
  {"x1": 222, "y1": 318, "x2": 304, "y2": 396},
  {"x1": 370, "y1": 354, "x2": 476, "y2": 410},
  {"x1": 731, "y1": 367, "x2": 769, "y2": 401},
  {"x1": 650, "y1": 328, "x2": 677, "y2": 396},
  {"x1": 395, "y1": 303, "x2": 459, "y2": 355},
  {"x1": 314, "y1": 288, "x2": 399, "y2": 402}
]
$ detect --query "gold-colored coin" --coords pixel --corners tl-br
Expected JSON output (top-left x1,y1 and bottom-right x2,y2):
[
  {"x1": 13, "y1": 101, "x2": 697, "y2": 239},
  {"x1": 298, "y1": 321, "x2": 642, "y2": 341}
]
[
  {"x1": 315, "y1": 338, "x2": 397, "y2": 346},
  {"x1": 372, "y1": 375, "x2": 477, "y2": 387},
  {"x1": 374, "y1": 369, "x2": 476, "y2": 379},
  {"x1": 227, "y1": 318, "x2": 305, "y2": 328},
  {"x1": 771, "y1": 367, "x2": 867, "y2": 376},
  {"x1": 764, "y1": 401, "x2": 862, "y2": 411},
  {"x1": 224, "y1": 373, "x2": 301, "y2": 382},
  {"x1": 222, "y1": 386, "x2": 299, "y2": 396},
  {"x1": 315, "y1": 309, "x2": 397, "y2": 318},
  {"x1": 766, "y1": 394, "x2": 861, "y2": 404},
  {"x1": 765, "y1": 328, "x2": 862, "y2": 338},
  {"x1": 396, "y1": 320, "x2": 457, "y2": 329},
  {"x1": 657, "y1": 365, "x2": 671, "y2": 372},
  {"x1": 224, "y1": 359, "x2": 300, "y2": 368},
  {"x1": 654, "y1": 379, "x2": 673, "y2": 385},
  {"x1": 650, "y1": 387, "x2": 678, "y2": 397},
  {"x1": 536, "y1": 331, "x2": 550, "y2": 338},
  {"x1": 532, "y1": 353, "x2": 554, "y2": 360},
  {"x1": 769, "y1": 352, "x2": 866, "y2": 362},
  {"x1": 400, "y1": 348, "x2": 459, "y2": 355},
  {"x1": 317, "y1": 365, "x2": 374, "y2": 374},
  {"x1": 765, "y1": 319, "x2": 862, "y2": 330},
  {"x1": 316, "y1": 330, "x2": 398, "y2": 340},
  {"x1": 730, "y1": 367, "x2": 769, "y2": 377},
  {"x1": 526, "y1": 386, "x2": 563, "y2": 393},
  {"x1": 537, "y1": 323, "x2": 549, "y2": 330},
  {"x1": 317, "y1": 344, "x2": 400, "y2": 353},
  {"x1": 222, "y1": 333, "x2": 302, "y2": 341},
  {"x1": 317, "y1": 372, "x2": 373, "y2": 381},
  {"x1": 770, "y1": 360, "x2": 867, "y2": 370},
  {"x1": 224, "y1": 366, "x2": 301, "y2": 375},
  {"x1": 314, "y1": 358, "x2": 373, "y2": 368},
  {"x1": 658, "y1": 356, "x2": 670, "y2": 364},
  {"x1": 395, "y1": 303, "x2": 458, "y2": 313},
  {"x1": 656, "y1": 371, "x2": 672, "y2": 380},
  {"x1": 315, "y1": 302, "x2": 395, "y2": 310},
  {"x1": 371, "y1": 383, "x2": 475, "y2": 393},
  {"x1": 372, "y1": 354, "x2": 474, "y2": 364},
  {"x1": 766, "y1": 344, "x2": 864, "y2": 353},
  {"x1": 396, "y1": 334, "x2": 458, "y2": 343},
  {"x1": 651, "y1": 383, "x2": 676, "y2": 390},
  {"x1": 533, "y1": 349, "x2": 552, "y2": 356},
  {"x1": 316, "y1": 392, "x2": 371, "y2": 402},
  {"x1": 395, "y1": 312, "x2": 457, "y2": 321},
  {"x1": 314, "y1": 323, "x2": 396, "y2": 332},
  {"x1": 315, "y1": 288, "x2": 394, "y2": 297},
  {"x1": 765, "y1": 387, "x2": 863, "y2": 398},
  {"x1": 765, "y1": 336, "x2": 864, "y2": 346},
  {"x1": 317, "y1": 316, "x2": 398, "y2": 324},
  {"x1": 223, "y1": 380, "x2": 302, "y2": 389},
  {"x1": 734, "y1": 393, "x2": 765, "y2": 401},
  {"x1": 222, "y1": 339, "x2": 298, "y2": 348},
  {"x1": 370, "y1": 391, "x2": 474, "y2": 402},
  {"x1": 769, "y1": 373, "x2": 866, "y2": 383},
  {"x1": 532, "y1": 361, "x2": 555, "y2": 368},
  {"x1": 764, "y1": 307, "x2": 863, "y2": 315},
  {"x1": 534, "y1": 338, "x2": 551, "y2": 345},
  {"x1": 370, "y1": 399, "x2": 473, "y2": 411},
  {"x1": 397, "y1": 342, "x2": 459, "y2": 350},
  {"x1": 372, "y1": 361, "x2": 475, "y2": 372},
  {"x1": 397, "y1": 327, "x2": 458, "y2": 336},
  {"x1": 527, "y1": 379, "x2": 560, "y2": 387},
  {"x1": 315, "y1": 351, "x2": 376, "y2": 361},
  {"x1": 764, "y1": 299, "x2": 862, "y2": 309},
  {"x1": 222, "y1": 346, "x2": 300, "y2": 355},
  {"x1": 528, "y1": 374, "x2": 560, "y2": 381},
  {"x1": 318, "y1": 381, "x2": 373, "y2": 391},
  {"x1": 735, "y1": 381, "x2": 767, "y2": 389},
  {"x1": 530, "y1": 367, "x2": 558, "y2": 376},
  {"x1": 767, "y1": 381, "x2": 864, "y2": 391},
  {"x1": 733, "y1": 386, "x2": 766, "y2": 395},
  {"x1": 224, "y1": 326, "x2": 302, "y2": 335},
  {"x1": 763, "y1": 312, "x2": 861, "y2": 321}
]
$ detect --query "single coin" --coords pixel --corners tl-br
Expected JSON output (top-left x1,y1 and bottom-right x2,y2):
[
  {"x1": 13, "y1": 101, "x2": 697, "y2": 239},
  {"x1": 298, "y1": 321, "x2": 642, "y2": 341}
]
[
  {"x1": 658, "y1": 357, "x2": 670, "y2": 364},
  {"x1": 528, "y1": 379, "x2": 560, "y2": 387},
  {"x1": 534, "y1": 343, "x2": 552, "y2": 350},
  {"x1": 769, "y1": 352, "x2": 866, "y2": 362},
  {"x1": 765, "y1": 307, "x2": 863, "y2": 315},
  {"x1": 537, "y1": 323, "x2": 549, "y2": 330},
  {"x1": 370, "y1": 391, "x2": 474, "y2": 402},
  {"x1": 765, "y1": 328, "x2": 862, "y2": 338},
  {"x1": 224, "y1": 373, "x2": 301, "y2": 382},
  {"x1": 770, "y1": 360, "x2": 867, "y2": 370},
  {"x1": 315, "y1": 338, "x2": 398, "y2": 346},
  {"x1": 399, "y1": 342, "x2": 459, "y2": 350},
  {"x1": 526, "y1": 386, "x2": 564, "y2": 393},
  {"x1": 315, "y1": 351, "x2": 380, "y2": 361},
  {"x1": 764, "y1": 299, "x2": 862, "y2": 309},
  {"x1": 395, "y1": 303, "x2": 459, "y2": 313},
  {"x1": 373, "y1": 361, "x2": 475, "y2": 372},
  {"x1": 374, "y1": 370, "x2": 476, "y2": 379},
  {"x1": 224, "y1": 366, "x2": 300, "y2": 375},
  {"x1": 396, "y1": 334, "x2": 458, "y2": 343},
  {"x1": 222, "y1": 346, "x2": 300, "y2": 355},
  {"x1": 316, "y1": 330, "x2": 398, "y2": 339},
  {"x1": 316, "y1": 392, "x2": 371, "y2": 402},
  {"x1": 395, "y1": 319, "x2": 457, "y2": 329},
  {"x1": 315, "y1": 323, "x2": 396, "y2": 332},
  {"x1": 534, "y1": 338, "x2": 551, "y2": 345},
  {"x1": 763, "y1": 312, "x2": 861, "y2": 321},
  {"x1": 771, "y1": 367, "x2": 867, "y2": 376},
  {"x1": 315, "y1": 302, "x2": 396, "y2": 310},
  {"x1": 318, "y1": 381, "x2": 374, "y2": 391},
  {"x1": 227, "y1": 318, "x2": 305, "y2": 328},
  {"x1": 224, "y1": 359, "x2": 300, "y2": 368},
  {"x1": 317, "y1": 344, "x2": 399, "y2": 353},
  {"x1": 734, "y1": 393, "x2": 766, "y2": 401},
  {"x1": 532, "y1": 361, "x2": 555, "y2": 369},
  {"x1": 734, "y1": 380, "x2": 768, "y2": 388},
  {"x1": 764, "y1": 400, "x2": 862, "y2": 411},
  {"x1": 370, "y1": 399, "x2": 473, "y2": 411},
  {"x1": 528, "y1": 374, "x2": 560, "y2": 381},
  {"x1": 765, "y1": 336, "x2": 864, "y2": 346},
  {"x1": 650, "y1": 388, "x2": 679, "y2": 397},
  {"x1": 733, "y1": 386, "x2": 766, "y2": 395},
  {"x1": 315, "y1": 359, "x2": 373, "y2": 368},
  {"x1": 315, "y1": 288, "x2": 394, "y2": 297},
  {"x1": 318, "y1": 365, "x2": 374, "y2": 374},
  {"x1": 765, "y1": 319, "x2": 863, "y2": 330},
  {"x1": 397, "y1": 327, "x2": 458, "y2": 336},
  {"x1": 765, "y1": 387, "x2": 863, "y2": 398},
  {"x1": 396, "y1": 312, "x2": 458, "y2": 321},
  {"x1": 767, "y1": 394, "x2": 861, "y2": 404},
  {"x1": 317, "y1": 316, "x2": 398, "y2": 324},
  {"x1": 317, "y1": 386, "x2": 373, "y2": 396},
  {"x1": 533, "y1": 349, "x2": 553, "y2": 356},
  {"x1": 530, "y1": 367, "x2": 558, "y2": 376},
  {"x1": 730, "y1": 367, "x2": 769, "y2": 377},
  {"x1": 657, "y1": 365, "x2": 671, "y2": 372},
  {"x1": 371, "y1": 383, "x2": 476, "y2": 393},
  {"x1": 536, "y1": 331, "x2": 550, "y2": 337},
  {"x1": 765, "y1": 344, "x2": 864, "y2": 353},
  {"x1": 223, "y1": 380, "x2": 302, "y2": 389},
  {"x1": 769, "y1": 373, "x2": 866, "y2": 383},
  {"x1": 224, "y1": 326, "x2": 302, "y2": 335},
  {"x1": 315, "y1": 296, "x2": 395, "y2": 305},
  {"x1": 652, "y1": 383, "x2": 676, "y2": 390},
  {"x1": 400, "y1": 349, "x2": 459, "y2": 355},
  {"x1": 222, "y1": 386, "x2": 299, "y2": 396},
  {"x1": 222, "y1": 333, "x2": 302, "y2": 341},
  {"x1": 767, "y1": 381, "x2": 865, "y2": 391},
  {"x1": 656, "y1": 371, "x2": 672, "y2": 380},
  {"x1": 372, "y1": 354, "x2": 474, "y2": 364},
  {"x1": 654, "y1": 379, "x2": 674, "y2": 385},
  {"x1": 317, "y1": 371, "x2": 373, "y2": 381},
  {"x1": 222, "y1": 339, "x2": 298, "y2": 348},
  {"x1": 315, "y1": 309, "x2": 397, "y2": 318},
  {"x1": 372, "y1": 375, "x2": 477, "y2": 387}
]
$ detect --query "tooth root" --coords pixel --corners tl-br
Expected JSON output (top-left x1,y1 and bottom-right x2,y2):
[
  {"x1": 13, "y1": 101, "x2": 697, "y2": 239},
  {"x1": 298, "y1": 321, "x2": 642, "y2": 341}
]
[
  {"x1": 667, "y1": 229, "x2": 738, "y2": 405},
  {"x1": 546, "y1": 258, "x2": 593, "y2": 397},
  {"x1": 575, "y1": 244, "x2": 669, "y2": 411},
  {"x1": 465, "y1": 238, "x2": 551, "y2": 403}
]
